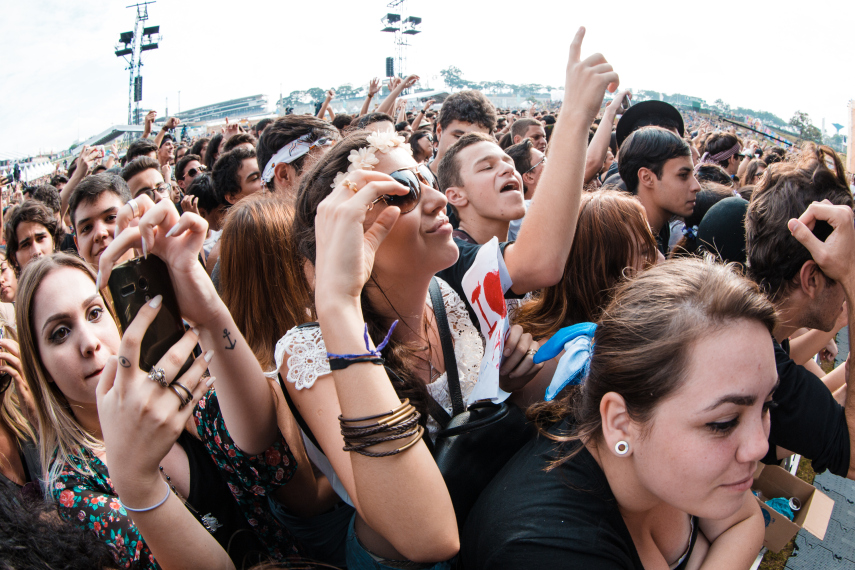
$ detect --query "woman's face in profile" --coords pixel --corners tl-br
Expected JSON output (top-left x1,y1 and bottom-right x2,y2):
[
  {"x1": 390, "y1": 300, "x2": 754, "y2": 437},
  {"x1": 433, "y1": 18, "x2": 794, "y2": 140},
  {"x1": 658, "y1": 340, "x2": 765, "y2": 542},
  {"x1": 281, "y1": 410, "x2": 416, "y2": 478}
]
[
  {"x1": 32, "y1": 267, "x2": 120, "y2": 406},
  {"x1": 624, "y1": 318, "x2": 778, "y2": 521}
]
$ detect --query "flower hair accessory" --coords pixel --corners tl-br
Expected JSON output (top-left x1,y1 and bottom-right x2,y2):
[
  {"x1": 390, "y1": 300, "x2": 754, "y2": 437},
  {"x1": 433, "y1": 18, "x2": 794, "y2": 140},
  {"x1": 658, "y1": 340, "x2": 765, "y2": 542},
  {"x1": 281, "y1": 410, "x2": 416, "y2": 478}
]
[{"x1": 331, "y1": 130, "x2": 410, "y2": 188}]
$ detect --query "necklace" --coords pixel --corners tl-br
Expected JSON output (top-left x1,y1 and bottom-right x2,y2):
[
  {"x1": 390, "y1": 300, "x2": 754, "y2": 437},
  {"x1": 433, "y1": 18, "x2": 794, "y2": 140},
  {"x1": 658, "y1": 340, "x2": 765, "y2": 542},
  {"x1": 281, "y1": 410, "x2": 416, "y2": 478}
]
[{"x1": 158, "y1": 465, "x2": 222, "y2": 534}]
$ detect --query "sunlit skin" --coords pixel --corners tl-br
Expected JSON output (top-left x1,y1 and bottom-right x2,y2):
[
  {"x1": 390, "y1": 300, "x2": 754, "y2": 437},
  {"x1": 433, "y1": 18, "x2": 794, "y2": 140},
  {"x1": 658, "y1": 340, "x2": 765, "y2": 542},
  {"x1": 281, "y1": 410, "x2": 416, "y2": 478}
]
[
  {"x1": 178, "y1": 159, "x2": 202, "y2": 191},
  {"x1": 127, "y1": 167, "x2": 170, "y2": 203},
  {"x1": 637, "y1": 155, "x2": 701, "y2": 234},
  {"x1": 225, "y1": 158, "x2": 263, "y2": 205},
  {"x1": 72, "y1": 192, "x2": 134, "y2": 268},
  {"x1": 0, "y1": 258, "x2": 17, "y2": 303},
  {"x1": 431, "y1": 120, "x2": 491, "y2": 174},
  {"x1": 15, "y1": 221, "x2": 54, "y2": 271},
  {"x1": 447, "y1": 141, "x2": 526, "y2": 226},
  {"x1": 517, "y1": 124, "x2": 547, "y2": 153}
]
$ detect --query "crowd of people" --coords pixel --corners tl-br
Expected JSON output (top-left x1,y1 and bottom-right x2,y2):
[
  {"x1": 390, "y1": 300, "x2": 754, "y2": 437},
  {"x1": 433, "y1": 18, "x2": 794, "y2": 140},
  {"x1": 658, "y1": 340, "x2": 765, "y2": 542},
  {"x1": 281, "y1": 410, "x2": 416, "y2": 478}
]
[{"x1": 0, "y1": 27, "x2": 854, "y2": 570}]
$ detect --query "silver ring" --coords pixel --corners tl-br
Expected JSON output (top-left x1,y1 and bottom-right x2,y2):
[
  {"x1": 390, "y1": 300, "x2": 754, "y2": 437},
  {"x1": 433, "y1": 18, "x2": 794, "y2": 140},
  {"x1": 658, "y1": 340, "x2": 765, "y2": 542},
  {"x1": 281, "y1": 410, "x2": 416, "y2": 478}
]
[
  {"x1": 170, "y1": 385, "x2": 191, "y2": 409},
  {"x1": 789, "y1": 497, "x2": 801, "y2": 512},
  {"x1": 147, "y1": 367, "x2": 168, "y2": 387},
  {"x1": 128, "y1": 198, "x2": 141, "y2": 219},
  {"x1": 526, "y1": 349, "x2": 537, "y2": 358},
  {"x1": 171, "y1": 380, "x2": 193, "y2": 403}
]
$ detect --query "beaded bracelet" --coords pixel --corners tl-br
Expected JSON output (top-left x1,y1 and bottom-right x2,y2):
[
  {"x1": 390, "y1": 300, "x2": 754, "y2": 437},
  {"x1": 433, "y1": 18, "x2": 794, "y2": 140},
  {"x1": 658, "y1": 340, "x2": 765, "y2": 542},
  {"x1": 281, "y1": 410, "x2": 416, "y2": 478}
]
[{"x1": 117, "y1": 480, "x2": 171, "y2": 513}]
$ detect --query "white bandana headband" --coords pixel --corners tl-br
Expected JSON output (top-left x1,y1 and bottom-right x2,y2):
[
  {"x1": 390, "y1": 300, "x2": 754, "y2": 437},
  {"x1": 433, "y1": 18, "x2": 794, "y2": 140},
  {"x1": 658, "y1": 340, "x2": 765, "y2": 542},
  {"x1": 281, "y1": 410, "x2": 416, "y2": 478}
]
[{"x1": 262, "y1": 133, "x2": 334, "y2": 183}]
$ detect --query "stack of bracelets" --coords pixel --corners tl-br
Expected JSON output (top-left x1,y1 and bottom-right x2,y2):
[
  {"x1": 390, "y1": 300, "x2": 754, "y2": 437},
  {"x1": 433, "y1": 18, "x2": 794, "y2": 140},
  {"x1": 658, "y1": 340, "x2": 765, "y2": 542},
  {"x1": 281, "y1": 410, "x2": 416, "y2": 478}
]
[
  {"x1": 327, "y1": 321, "x2": 424, "y2": 457},
  {"x1": 339, "y1": 399, "x2": 424, "y2": 457}
]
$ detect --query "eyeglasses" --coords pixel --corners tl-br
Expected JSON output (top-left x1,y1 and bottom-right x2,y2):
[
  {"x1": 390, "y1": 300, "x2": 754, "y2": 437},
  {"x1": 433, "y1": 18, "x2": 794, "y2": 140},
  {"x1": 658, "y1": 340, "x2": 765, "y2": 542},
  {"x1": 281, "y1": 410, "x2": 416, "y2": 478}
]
[
  {"x1": 184, "y1": 166, "x2": 207, "y2": 180},
  {"x1": 524, "y1": 155, "x2": 546, "y2": 174},
  {"x1": 370, "y1": 167, "x2": 428, "y2": 214},
  {"x1": 136, "y1": 182, "x2": 171, "y2": 202}
]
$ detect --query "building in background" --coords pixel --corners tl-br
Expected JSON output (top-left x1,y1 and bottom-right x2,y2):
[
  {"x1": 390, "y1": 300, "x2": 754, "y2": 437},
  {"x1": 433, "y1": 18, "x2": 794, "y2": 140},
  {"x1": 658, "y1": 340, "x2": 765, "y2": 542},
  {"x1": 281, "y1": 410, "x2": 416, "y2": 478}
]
[{"x1": 170, "y1": 94, "x2": 268, "y2": 124}]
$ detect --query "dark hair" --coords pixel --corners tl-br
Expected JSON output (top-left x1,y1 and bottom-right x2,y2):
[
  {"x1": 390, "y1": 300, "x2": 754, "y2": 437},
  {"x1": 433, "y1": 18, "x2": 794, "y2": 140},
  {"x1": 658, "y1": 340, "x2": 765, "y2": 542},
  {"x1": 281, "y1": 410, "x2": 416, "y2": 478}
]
[
  {"x1": 332, "y1": 114, "x2": 353, "y2": 131},
  {"x1": 175, "y1": 153, "x2": 202, "y2": 182},
  {"x1": 742, "y1": 159, "x2": 765, "y2": 188},
  {"x1": 223, "y1": 132, "x2": 258, "y2": 153},
  {"x1": 746, "y1": 163, "x2": 854, "y2": 301},
  {"x1": 294, "y1": 131, "x2": 432, "y2": 420},
  {"x1": 204, "y1": 133, "x2": 224, "y2": 170},
  {"x1": 632, "y1": 113, "x2": 682, "y2": 135},
  {"x1": 68, "y1": 173, "x2": 131, "y2": 228},
  {"x1": 0, "y1": 490, "x2": 118, "y2": 570},
  {"x1": 437, "y1": 90, "x2": 497, "y2": 134},
  {"x1": 29, "y1": 185, "x2": 61, "y2": 215},
  {"x1": 120, "y1": 156, "x2": 160, "y2": 183},
  {"x1": 254, "y1": 118, "x2": 274, "y2": 134},
  {"x1": 211, "y1": 146, "x2": 256, "y2": 206},
  {"x1": 5, "y1": 201, "x2": 62, "y2": 273},
  {"x1": 395, "y1": 121, "x2": 411, "y2": 132},
  {"x1": 408, "y1": 130, "x2": 433, "y2": 163},
  {"x1": 256, "y1": 116, "x2": 340, "y2": 181},
  {"x1": 174, "y1": 144, "x2": 188, "y2": 160},
  {"x1": 531, "y1": 258, "x2": 777, "y2": 467},
  {"x1": 357, "y1": 112, "x2": 395, "y2": 130},
  {"x1": 190, "y1": 136, "x2": 210, "y2": 158},
  {"x1": 437, "y1": 132, "x2": 497, "y2": 192},
  {"x1": 505, "y1": 139, "x2": 534, "y2": 191},
  {"x1": 510, "y1": 118, "x2": 540, "y2": 141},
  {"x1": 669, "y1": 183, "x2": 734, "y2": 258},
  {"x1": 695, "y1": 164, "x2": 734, "y2": 187},
  {"x1": 125, "y1": 138, "x2": 158, "y2": 162},
  {"x1": 704, "y1": 133, "x2": 740, "y2": 169},
  {"x1": 50, "y1": 174, "x2": 68, "y2": 187},
  {"x1": 159, "y1": 133, "x2": 174, "y2": 148},
  {"x1": 618, "y1": 127, "x2": 692, "y2": 194},
  {"x1": 91, "y1": 165, "x2": 107, "y2": 175},
  {"x1": 184, "y1": 173, "x2": 221, "y2": 212}
]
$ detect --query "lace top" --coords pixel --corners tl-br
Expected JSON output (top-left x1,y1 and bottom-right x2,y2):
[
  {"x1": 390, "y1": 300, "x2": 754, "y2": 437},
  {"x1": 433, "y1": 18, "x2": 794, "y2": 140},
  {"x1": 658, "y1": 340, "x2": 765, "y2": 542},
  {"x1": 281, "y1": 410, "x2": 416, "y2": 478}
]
[{"x1": 274, "y1": 278, "x2": 484, "y2": 437}]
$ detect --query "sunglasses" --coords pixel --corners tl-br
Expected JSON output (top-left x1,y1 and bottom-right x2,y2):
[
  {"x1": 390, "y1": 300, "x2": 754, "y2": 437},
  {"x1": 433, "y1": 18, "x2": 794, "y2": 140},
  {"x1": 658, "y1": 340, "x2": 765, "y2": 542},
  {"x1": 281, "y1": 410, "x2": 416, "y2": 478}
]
[
  {"x1": 370, "y1": 167, "x2": 432, "y2": 214},
  {"x1": 184, "y1": 166, "x2": 207, "y2": 180},
  {"x1": 524, "y1": 155, "x2": 546, "y2": 174}
]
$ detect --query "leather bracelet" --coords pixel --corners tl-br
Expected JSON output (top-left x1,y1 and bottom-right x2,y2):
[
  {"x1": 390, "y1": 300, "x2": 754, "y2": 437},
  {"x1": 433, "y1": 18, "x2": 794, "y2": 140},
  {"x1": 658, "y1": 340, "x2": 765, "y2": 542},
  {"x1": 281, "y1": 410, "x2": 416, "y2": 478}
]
[
  {"x1": 117, "y1": 480, "x2": 171, "y2": 512},
  {"x1": 339, "y1": 399, "x2": 411, "y2": 424},
  {"x1": 328, "y1": 356, "x2": 384, "y2": 371}
]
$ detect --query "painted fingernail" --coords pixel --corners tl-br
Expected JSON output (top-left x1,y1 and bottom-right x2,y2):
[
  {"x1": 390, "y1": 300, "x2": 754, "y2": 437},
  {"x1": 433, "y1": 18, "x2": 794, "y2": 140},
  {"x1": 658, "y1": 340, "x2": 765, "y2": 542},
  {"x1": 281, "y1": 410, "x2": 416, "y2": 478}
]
[
  {"x1": 148, "y1": 295, "x2": 163, "y2": 308},
  {"x1": 191, "y1": 327, "x2": 200, "y2": 336},
  {"x1": 165, "y1": 224, "x2": 179, "y2": 238},
  {"x1": 204, "y1": 350, "x2": 214, "y2": 362},
  {"x1": 206, "y1": 376, "x2": 216, "y2": 387},
  {"x1": 141, "y1": 237, "x2": 148, "y2": 259},
  {"x1": 95, "y1": 270, "x2": 102, "y2": 290}
]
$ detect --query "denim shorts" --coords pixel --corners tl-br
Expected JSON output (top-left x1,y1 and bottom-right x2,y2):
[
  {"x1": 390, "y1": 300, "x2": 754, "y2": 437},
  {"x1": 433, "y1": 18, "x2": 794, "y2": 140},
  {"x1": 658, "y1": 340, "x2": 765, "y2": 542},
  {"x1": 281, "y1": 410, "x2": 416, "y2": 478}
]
[{"x1": 345, "y1": 513, "x2": 454, "y2": 570}]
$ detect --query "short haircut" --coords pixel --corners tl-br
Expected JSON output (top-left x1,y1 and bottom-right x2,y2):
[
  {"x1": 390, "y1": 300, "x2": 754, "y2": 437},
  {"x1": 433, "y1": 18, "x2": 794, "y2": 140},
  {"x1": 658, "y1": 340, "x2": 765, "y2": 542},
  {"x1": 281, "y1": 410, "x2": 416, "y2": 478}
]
[
  {"x1": 126, "y1": 138, "x2": 158, "y2": 162},
  {"x1": 506, "y1": 139, "x2": 534, "y2": 179},
  {"x1": 49, "y1": 174, "x2": 68, "y2": 187},
  {"x1": 222, "y1": 132, "x2": 257, "y2": 153},
  {"x1": 437, "y1": 132, "x2": 497, "y2": 192},
  {"x1": 29, "y1": 185, "x2": 61, "y2": 215},
  {"x1": 5, "y1": 200, "x2": 62, "y2": 272},
  {"x1": 704, "y1": 133, "x2": 740, "y2": 168},
  {"x1": 618, "y1": 127, "x2": 692, "y2": 194},
  {"x1": 695, "y1": 164, "x2": 734, "y2": 186},
  {"x1": 121, "y1": 156, "x2": 160, "y2": 182},
  {"x1": 254, "y1": 118, "x2": 273, "y2": 134},
  {"x1": 212, "y1": 146, "x2": 256, "y2": 206},
  {"x1": 204, "y1": 133, "x2": 224, "y2": 170},
  {"x1": 185, "y1": 173, "x2": 221, "y2": 211},
  {"x1": 511, "y1": 118, "x2": 540, "y2": 141},
  {"x1": 159, "y1": 133, "x2": 175, "y2": 148},
  {"x1": 395, "y1": 121, "x2": 411, "y2": 132},
  {"x1": 357, "y1": 112, "x2": 395, "y2": 130},
  {"x1": 256, "y1": 115, "x2": 339, "y2": 179},
  {"x1": 332, "y1": 114, "x2": 353, "y2": 131},
  {"x1": 175, "y1": 153, "x2": 202, "y2": 182},
  {"x1": 190, "y1": 137, "x2": 210, "y2": 158},
  {"x1": 68, "y1": 173, "x2": 131, "y2": 227},
  {"x1": 746, "y1": 163, "x2": 854, "y2": 300},
  {"x1": 437, "y1": 90, "x2": 497, "y2": 134},
  {"x1": 91, "y1": 164, "x2": 107, "y2": 175}
]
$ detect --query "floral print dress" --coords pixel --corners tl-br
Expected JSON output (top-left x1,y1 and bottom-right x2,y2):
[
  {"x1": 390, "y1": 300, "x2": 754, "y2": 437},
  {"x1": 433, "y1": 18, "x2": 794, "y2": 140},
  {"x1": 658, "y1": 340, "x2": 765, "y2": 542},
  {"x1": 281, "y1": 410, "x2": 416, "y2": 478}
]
[{"x1": 50, "y1": 389, "x2": 301, "y2": 569}]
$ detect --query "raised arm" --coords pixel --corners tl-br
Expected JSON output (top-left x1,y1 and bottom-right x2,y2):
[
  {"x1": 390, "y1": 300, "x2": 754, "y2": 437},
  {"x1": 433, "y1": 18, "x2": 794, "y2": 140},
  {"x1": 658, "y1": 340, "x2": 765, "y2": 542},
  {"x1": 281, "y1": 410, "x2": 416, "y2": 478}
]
[
  {"x1": 359, "y1": 78, "x2": 381, "y2": 118},
  {"x1": 317, "y1": 89, "x2": 335, "y2": 119},
  {"x1": 99, "y1": 197, "x2": 278, "y2": 455},
  {"x1": 411, "y1": 99, "x2": 434, "y2": 131},
  {"x1": 60, "y1": 146, "x2": 100, "y2": 218},
  {"x1": 584, "y1": 91, "x2": 628, "y2": 183},
  {"x1": 142, "y1": 110, "x2": 157, "y2": 139},
  {"x1": 154, "y1": 117, "x2": 180, "y2": 149},
  {"x1": 505, "y1": 27, "x2": 620, "y2": 295},
  {"x1": 377, "y1": 74, "x2": 419, "y2": 116}
]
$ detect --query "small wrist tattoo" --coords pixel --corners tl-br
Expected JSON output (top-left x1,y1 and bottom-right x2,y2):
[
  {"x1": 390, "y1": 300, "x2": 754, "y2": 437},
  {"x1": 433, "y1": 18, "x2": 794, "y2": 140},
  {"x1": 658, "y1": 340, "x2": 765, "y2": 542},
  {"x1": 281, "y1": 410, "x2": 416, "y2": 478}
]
[
  {"x1": 119, "y1": 356, "x2": 131, "y2": 368},
  {"x1": 222, "y1": 329, "x2": 236, "y2": 350}
]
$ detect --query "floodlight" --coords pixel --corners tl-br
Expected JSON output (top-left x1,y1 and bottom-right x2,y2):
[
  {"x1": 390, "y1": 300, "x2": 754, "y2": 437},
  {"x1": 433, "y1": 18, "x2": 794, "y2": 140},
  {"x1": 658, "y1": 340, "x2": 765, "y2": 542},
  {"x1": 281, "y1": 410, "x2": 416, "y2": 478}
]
[
  {"x1": 142, "y1": 25, "x2": 160, "y2": 35},
  {"x1": 404, "y1": 16, "x2": 421, "y2": 25},
  {"x1": 140, "y1": 42, "x2": 159, "y2": 52},
  {"x1": 115, "y1": 48, "x2": 133, "y2": 57},
  {"x1": 119, "y1": 31, "x2": 134, "y2": 44}
]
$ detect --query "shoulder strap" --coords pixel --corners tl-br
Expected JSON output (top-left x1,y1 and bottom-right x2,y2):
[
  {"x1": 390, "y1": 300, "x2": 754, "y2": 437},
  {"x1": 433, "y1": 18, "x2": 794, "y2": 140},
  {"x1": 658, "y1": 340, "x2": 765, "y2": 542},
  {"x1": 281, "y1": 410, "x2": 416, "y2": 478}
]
[
  {"x1": 429, "y1": 277, "x2": 464, "y2": 416},
  {"x1": 278, "y1": 373, "x2": 323, "y2": 452}
]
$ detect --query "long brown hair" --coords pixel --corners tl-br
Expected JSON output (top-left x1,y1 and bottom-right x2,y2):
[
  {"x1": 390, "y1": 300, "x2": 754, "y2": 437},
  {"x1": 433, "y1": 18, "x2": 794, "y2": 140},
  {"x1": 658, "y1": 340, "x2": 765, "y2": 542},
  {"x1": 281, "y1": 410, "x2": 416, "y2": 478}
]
[
  {"x1": 530, "y1": 258, "x2": 777, "y2": 468},
  {"x1": 220, "y1": 194, "x2": 314, "y2": 371},
  {"x1": 513, "y1": 189, "x2": 657, "y2": 341}
]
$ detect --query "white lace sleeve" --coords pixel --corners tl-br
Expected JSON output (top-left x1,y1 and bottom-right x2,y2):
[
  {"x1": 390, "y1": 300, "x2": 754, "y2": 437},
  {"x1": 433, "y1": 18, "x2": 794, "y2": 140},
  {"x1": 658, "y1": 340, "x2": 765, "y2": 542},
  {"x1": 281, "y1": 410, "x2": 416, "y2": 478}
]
[{"x1": 273, "y1": 326, "x2": 331, "y2": 390}]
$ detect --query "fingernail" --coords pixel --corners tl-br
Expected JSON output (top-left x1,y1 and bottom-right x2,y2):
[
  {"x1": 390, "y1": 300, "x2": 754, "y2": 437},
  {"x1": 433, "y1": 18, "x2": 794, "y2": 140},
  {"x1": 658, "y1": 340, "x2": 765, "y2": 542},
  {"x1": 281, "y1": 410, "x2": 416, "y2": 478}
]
[
  {"x1": 206, "y1": 376, "x2": 216, "y2": 387},
  {"x1": 204, "y1": 350, "x2": 214, "y2": 362},
  {"x1": 165, "y1": 224, "x2": 178, "y2": 238},
  {"x1": 141, "y1": 237, "x2": 148, "y2": 259},
  {"x1": 148, "y1": 295, "x2": 163, "y2": 308},
  {"x1": 191, "y1": 327, "x2": 199, "y2": 336},
  {"x1": 95, "y1": 270, "x2": 102, "y2": 290}
]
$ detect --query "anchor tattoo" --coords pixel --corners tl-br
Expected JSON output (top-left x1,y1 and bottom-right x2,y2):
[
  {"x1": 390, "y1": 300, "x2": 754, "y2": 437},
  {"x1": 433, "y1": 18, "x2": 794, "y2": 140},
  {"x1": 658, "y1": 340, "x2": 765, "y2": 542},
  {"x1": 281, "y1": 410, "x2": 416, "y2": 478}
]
[{"x1": 223, "y1": 329, "x2": 236, "y2": 350}]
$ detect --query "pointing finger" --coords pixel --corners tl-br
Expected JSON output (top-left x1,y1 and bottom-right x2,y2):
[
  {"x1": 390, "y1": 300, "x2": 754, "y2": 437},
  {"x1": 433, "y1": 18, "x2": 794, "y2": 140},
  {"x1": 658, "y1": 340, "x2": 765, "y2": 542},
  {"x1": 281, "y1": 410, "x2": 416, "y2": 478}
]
[{"x1": 568, "y1": 26, "x2": 585, "y2": 63}]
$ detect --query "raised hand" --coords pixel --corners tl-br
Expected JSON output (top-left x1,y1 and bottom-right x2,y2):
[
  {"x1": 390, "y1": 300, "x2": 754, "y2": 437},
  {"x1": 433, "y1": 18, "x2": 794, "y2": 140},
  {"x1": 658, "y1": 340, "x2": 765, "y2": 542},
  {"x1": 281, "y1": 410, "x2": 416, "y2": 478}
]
[
  {"x1": 325, "y1": 88, "x2": 336, "y2": 101},
  {"x1": 76, "y1": 145, "x2": 101, "y2": 174},
  {"x1": 563, "y1": 27, "x2": 620, "y2": 121},
  {"x1": 221, "y1": 117, "x2": 240, "y2": 141},
  {"x1": 164, "y1": 117, "x2": 181, "y2": 130},
  {"x1": 788, "y1": 201, "x2": 855, "y2": 286},
  {"x1": 402, "y1": 74, "x2": 419, "y2": 89},
  {"x1": 181, "y1": 194, "x2": 199, "y2": 216},
  {"x1": 388, "y1": 76, "x2": 402, "y2": 92},
  {"x1": 368, "y1": 77, "x2": 381, "y2": 97},
  {"x1": 423, "y1": 99, "x2": 435, "y2": 111},
  {"x1": 145, "y1": 110, "x2": 157, "y2": 129}
]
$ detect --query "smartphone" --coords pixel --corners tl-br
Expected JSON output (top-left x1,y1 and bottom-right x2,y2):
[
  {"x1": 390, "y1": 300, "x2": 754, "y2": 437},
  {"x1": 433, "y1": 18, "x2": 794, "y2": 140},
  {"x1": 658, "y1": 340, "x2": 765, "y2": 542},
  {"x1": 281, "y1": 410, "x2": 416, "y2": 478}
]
[{"x1": 108, "y1": 255, "x2": 194, "y2": 377}]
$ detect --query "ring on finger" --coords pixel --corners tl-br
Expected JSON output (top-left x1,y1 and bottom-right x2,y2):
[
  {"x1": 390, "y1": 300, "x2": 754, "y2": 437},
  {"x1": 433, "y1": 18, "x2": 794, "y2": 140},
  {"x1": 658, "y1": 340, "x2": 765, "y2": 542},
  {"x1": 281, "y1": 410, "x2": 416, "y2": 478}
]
[
  {"x1": 526, "y1": 348, "x2": 537, "y2": 358},
  {"x1": 127, "y1": 198, "x2": 141, "y2": 219},
  {"x1": 171, "y1": 380, "x2": 193, "y2": 403},
  {"x1": 147, "y1": 367, "x2": 168, "y2": 387},
  {"x1": 343, "y1": 179, "x2": 359, "y2": 193},
  {"x1": 170, "y1": 385, "x2": 192, "y2": 409}
]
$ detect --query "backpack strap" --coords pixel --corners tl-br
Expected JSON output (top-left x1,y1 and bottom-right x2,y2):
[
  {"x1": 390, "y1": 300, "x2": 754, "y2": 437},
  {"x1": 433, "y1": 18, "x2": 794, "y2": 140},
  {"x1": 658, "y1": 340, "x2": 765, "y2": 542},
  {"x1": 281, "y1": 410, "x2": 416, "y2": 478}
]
[{"x1": 429, "y1": 277, "x2": 464, "y2": 417}]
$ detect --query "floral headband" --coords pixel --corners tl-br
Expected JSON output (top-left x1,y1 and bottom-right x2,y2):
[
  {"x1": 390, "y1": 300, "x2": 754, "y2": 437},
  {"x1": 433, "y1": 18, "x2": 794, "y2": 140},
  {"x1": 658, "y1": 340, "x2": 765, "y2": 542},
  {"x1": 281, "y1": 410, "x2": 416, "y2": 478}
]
[{"x1": 331, "y1": 130, "x2": 411, "y2": 188}]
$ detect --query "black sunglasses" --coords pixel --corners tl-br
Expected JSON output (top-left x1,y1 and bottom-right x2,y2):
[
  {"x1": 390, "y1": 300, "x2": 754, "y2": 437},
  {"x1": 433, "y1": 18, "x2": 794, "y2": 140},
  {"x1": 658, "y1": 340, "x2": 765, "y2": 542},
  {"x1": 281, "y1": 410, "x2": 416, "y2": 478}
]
[
  {"x1": 184, "y1": 166, "x2": 207, "y2": 179},
  {"x1": 370, "y1": 167, "x2": 432, "y2": 214}
]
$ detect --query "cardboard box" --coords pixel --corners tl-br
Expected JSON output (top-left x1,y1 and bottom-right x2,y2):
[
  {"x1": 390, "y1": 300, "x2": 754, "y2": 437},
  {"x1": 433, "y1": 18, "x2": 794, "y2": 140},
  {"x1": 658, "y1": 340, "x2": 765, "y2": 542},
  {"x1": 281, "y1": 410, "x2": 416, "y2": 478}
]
[{"x1": 752, "y1": 464, "x2": 835, "y2": 552}]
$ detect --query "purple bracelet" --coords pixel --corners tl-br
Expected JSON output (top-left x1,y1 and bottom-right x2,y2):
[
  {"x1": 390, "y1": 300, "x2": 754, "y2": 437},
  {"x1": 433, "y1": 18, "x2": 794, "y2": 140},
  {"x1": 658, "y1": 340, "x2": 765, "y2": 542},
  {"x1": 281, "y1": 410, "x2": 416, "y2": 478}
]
[{"x1": 327, "y1": 320, "x2": 398, "y2": 360}]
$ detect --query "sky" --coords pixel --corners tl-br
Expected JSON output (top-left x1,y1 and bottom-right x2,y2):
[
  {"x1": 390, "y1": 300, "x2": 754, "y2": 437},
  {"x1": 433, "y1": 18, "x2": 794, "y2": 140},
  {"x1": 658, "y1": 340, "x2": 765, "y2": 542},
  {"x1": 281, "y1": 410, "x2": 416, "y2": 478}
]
[{"x1": 1, "y1": 0, "x2": 853, "y2": 159}]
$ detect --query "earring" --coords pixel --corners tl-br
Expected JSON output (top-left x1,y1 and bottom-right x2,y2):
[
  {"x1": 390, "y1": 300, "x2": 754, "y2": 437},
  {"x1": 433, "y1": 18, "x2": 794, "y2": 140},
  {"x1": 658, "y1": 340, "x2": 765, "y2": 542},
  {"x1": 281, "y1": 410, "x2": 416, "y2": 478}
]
[{"x1": 614, "y1": 440, "x2": 629, "y2": 455}]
